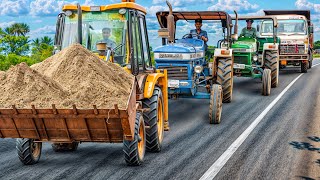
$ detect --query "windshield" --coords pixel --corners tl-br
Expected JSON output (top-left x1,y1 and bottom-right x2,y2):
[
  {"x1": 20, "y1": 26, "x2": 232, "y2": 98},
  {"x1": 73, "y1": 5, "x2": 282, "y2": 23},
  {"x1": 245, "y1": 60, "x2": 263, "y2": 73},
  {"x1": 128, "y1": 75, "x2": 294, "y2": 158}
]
[
  {"x1": 277, "y1": 19, "x2": 306, "y2": 35},
  {"x1": 62, "y1": 10, "x2": 127, "y2": 63},
  {"x1": 260, "y1": 20, "x2": 273, "y2": 35}
]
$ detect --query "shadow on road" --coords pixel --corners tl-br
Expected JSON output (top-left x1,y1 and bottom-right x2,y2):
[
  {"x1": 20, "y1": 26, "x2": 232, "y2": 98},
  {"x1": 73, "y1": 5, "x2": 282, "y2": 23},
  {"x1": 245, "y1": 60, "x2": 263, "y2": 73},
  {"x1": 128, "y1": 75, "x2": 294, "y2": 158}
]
[
  {"x1": 297, "y1": 176, "x2": 316, "y2": 180},
  {"x1": 289, "y1": 141, "x2": 320, "y2": 152}
]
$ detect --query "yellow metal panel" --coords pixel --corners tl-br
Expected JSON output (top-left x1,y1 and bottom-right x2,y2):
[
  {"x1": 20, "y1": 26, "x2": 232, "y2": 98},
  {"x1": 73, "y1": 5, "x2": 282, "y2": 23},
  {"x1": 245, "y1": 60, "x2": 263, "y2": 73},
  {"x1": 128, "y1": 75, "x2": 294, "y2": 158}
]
[
  {"x1": 63, "y1": 2, "x2": 146, "y2": 14},
  {"x1": 144, "y1": 73, "x2": 164, "y2": 98},
  {"x1": 122, "y1": 67, "x2": 131, "y2": 74},
  {"x1": 144, "y1": 70, "x2": 168, "y2": 122}
]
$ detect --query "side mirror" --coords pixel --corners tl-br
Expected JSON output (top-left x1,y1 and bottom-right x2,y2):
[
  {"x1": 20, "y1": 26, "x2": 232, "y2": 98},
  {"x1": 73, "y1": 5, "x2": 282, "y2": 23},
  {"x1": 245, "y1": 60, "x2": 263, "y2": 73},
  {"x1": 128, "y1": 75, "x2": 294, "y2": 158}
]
[
  {"x1": 231, "y1": 34, "x2": 238, "y2": 41},
  {"x1": 158, "y1": 28, "x2": 169, "y2": 38},
  {"x1": 309, "y1": 26, "x2": 314, "y2": 34},
  {"x1": 257, "y1": 25, "x2": 260, "y2": 32}
]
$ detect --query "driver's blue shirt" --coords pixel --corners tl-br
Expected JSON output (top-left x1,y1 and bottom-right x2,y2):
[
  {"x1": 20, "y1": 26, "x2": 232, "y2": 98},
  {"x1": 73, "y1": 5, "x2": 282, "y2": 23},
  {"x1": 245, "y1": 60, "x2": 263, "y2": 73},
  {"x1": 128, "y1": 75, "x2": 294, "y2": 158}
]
[{"x1": 190, "y1": 29, "x2": 208, "y2": 49}]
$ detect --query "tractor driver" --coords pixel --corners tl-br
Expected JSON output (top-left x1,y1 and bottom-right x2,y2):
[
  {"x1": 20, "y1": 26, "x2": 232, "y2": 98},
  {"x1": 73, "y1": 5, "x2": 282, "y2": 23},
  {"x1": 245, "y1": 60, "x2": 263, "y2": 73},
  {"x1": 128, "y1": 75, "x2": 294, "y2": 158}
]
[
  {"x1": 240, "y1": 19, "x2": 257, "y2": 38},
  {"x1": 190, "y1": 18, "x2": 208, "y2": 49},
  {"x1": 96, "y1": 28, "x2": 116, "y2": 49}
]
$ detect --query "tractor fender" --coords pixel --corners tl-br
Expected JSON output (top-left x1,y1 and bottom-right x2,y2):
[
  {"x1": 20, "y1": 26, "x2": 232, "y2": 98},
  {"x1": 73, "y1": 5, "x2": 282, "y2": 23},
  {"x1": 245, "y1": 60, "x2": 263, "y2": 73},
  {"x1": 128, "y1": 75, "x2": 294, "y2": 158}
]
[
  {"x1": 213, "y1": 48, "x2": 233, "y2": 58},
  {"x1": 263, "y1": 43, "x2": 279, "y2": 51},
  {"x1": 262, "y1": 43, "x2": 279, "y2": 65}
]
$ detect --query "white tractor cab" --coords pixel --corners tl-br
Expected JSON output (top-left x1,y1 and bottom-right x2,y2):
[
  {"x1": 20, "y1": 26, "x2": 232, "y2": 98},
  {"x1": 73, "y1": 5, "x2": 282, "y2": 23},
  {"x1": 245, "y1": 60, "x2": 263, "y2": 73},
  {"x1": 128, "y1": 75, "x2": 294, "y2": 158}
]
[{"x1": 264, "y1": 10, "x2": 314, "y2": 73}]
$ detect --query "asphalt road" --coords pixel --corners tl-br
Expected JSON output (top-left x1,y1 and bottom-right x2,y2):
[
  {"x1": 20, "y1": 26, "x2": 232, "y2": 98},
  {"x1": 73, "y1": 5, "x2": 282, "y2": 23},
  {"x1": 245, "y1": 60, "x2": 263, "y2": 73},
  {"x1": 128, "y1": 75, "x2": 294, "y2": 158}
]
[{"x1": 0, "y1": 60, "x2": 319, "y2": 180}]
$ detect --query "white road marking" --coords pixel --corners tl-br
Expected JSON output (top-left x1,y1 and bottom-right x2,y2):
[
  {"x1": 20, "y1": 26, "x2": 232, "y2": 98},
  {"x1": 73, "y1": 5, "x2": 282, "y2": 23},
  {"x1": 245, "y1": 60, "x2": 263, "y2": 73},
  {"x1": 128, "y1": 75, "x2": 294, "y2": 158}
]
[{"x1": 200, "y1": 62, "x2": 320, "y2": 180}]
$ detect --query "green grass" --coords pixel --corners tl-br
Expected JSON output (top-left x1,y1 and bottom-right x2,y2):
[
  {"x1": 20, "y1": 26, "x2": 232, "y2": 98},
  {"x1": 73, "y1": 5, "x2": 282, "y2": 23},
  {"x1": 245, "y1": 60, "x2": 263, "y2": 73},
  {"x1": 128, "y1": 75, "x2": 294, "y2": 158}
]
[{"x1": 313, "y1": 54, "x2": 320, "y2": 58}]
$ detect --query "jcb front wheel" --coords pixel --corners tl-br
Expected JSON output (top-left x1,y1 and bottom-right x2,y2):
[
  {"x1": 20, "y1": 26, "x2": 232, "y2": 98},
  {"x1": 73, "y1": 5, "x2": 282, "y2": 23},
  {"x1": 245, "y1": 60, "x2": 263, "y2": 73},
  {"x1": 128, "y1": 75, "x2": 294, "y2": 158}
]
[
  {"x1": 142, "y1": 86, "x2": 164, "y2": 152},
  {"x1": 209, "y1": 84, "x2": 223, "y2": 124},
  {"x1": 123, "y1": 112, "x2": 146, "y2": 166},
  {"x1": 16, "y1": 138, "x2": 42, "y2": 165}
]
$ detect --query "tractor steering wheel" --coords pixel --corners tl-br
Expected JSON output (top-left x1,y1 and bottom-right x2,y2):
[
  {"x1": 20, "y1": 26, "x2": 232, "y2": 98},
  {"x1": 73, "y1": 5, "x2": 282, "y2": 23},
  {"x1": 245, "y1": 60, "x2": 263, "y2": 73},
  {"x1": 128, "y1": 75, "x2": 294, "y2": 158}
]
[{"x1": 182, "y1": 33, "x2": 201, "y2": 39}]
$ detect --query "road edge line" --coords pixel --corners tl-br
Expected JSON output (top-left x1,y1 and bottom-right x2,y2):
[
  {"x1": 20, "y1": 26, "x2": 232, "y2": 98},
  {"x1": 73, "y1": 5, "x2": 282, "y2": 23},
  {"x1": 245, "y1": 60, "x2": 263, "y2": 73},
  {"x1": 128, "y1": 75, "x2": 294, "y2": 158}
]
[{"x1": 199, "y1": 73, "x2": 304, "y2": 180}]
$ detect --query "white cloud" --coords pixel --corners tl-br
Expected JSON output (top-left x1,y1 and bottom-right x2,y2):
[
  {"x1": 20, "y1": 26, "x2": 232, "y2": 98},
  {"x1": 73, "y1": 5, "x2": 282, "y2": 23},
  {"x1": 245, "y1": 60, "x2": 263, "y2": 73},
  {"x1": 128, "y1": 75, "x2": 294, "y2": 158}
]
[
  {"x1": 152, "y1": 0, "x2": 214, "y2": 7},
  {"x1": 208, "y1": 0, "x2": 259, "y2": 13},
  {"x1": 30, "y1": 0, "x2": 77, "y2": 16},
  {"x1": 0, "y1": 21, "x2": 16, "y2": 28},
  {"x1": 295, "y1": 0, "x2": 320, "y2": 13},
  {"x1": 0, "y1": 0, "x2": 29, "y2": 16},
  {"x1": 30, "y1": 25, "x2": 56, "y2": 35},
  {"x1": 83, "y1": 0, "x2": 95, "y2": 6}
]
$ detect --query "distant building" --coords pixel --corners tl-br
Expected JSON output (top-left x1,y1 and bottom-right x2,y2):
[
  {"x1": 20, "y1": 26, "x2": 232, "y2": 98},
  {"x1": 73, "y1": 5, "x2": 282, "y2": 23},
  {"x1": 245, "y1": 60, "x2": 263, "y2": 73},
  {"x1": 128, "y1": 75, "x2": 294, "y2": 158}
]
[{"x1": 315, "y1": 49, "x2": 320, "y2": 54}]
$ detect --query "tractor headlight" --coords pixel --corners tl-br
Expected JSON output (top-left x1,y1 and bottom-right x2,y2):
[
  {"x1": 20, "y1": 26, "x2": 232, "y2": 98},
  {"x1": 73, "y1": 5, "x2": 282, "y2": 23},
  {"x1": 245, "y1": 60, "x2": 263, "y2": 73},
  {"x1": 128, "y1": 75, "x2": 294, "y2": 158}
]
[
  {"x1": 194, "y1": 65, "x2": 203, "y2": 74},
  {"x1": 253, "y1": 55, "x2": 258, "y2": 61}
]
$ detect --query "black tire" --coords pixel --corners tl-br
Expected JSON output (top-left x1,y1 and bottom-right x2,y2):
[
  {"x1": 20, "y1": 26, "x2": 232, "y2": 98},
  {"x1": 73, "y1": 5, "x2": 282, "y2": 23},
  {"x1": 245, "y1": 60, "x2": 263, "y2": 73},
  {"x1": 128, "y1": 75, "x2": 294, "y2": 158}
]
[
  {"x1": 301, "y1": 61, "x2": 308, "y2": 73},
  {"x1": 52, "y1": 142, "x2": 79, "y2": 152},
  {"x1": 16, "y1": 138, "x2": 42, "y2": 165},
  {"x1": 308, "y1": 53, "x2": 313, "y2": 69},
  {"x1": 209, "y1": 84, "x2": 223, "y2": 124},
  {"x1": 216, "y1": 57, "x2": 233, "y2": 103},
  {"x1": 123, "y1": 112, "x2": 145, "y2": 166},
  {"x1": 142, "y1": 86, "x2": 164, "y2": 152},
  {"x1": 262, "y1": 69, "x2": 271, "y2": 96},
  {"x1": 264, "y1": 51, "x2": 279, "y2": 88}
]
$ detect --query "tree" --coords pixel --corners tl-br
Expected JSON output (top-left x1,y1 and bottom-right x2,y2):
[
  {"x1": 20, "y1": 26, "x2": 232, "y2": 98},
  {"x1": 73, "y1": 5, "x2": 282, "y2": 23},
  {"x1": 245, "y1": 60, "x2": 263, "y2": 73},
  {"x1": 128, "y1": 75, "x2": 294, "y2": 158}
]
[
  {"x1": 31, "y1": 36, "x2": 54, "y2": 62},
  {"x1": 10, "y1": 23, "x2": 30, "y2": 36},
  {"x1": 40, "y1": 36, "x2": 53, "y2": 45},
  {"x1": 0, "y1": 34, "x2": 29, "y2": 55}
]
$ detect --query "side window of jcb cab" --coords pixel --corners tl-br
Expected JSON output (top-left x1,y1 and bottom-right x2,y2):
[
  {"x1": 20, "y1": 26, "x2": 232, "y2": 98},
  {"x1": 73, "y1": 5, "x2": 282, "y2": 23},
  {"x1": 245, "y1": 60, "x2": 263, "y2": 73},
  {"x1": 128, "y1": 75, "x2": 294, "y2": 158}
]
[{"x1": 130, "y1": 11, "x2": 151, "y2": 70}]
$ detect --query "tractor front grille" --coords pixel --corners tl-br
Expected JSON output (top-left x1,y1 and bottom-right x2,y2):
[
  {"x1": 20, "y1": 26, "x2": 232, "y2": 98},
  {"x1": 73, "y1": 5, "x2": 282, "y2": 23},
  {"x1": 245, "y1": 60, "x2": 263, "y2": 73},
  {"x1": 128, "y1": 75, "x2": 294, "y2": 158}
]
[
  {"x1": 158, "y1": 66, "x2": 189, "y2": 80},
  {"x1": 234, "y1": 56, "x2": 248, "y2": 65},
  {"x1": 280, "y1": 44, "x2": 305, "y2": 54}
]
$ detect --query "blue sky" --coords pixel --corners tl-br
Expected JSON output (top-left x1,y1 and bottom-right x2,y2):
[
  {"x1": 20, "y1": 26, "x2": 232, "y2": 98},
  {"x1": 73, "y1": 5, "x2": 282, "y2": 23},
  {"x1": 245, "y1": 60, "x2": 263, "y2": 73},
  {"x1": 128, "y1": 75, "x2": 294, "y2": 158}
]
[{"x1": 0, "y1": 0, "x2": 319, "y2": 48}]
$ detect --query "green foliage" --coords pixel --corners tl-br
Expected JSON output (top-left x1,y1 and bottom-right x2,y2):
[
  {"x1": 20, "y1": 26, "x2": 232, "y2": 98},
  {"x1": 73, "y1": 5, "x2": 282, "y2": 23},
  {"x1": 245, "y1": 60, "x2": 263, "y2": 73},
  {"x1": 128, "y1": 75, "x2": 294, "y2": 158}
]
[
  {"x1": 0, "y1": 22, "x2": 53, "y2": 71},
  {"x1": 0, "y1": 54, "x2": 39, "y2": 71},
  {"x1": 314, "y1": 40, "x2": 320, "y2": 49},
  {"x1": 0, "y1": 35, "x2": 30, "y2": 55}
]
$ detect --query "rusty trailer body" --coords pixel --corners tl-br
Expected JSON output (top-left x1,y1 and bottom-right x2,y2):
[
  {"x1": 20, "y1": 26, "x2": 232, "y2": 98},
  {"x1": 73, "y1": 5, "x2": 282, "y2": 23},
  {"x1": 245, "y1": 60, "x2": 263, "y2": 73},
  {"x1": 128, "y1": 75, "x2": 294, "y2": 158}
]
[{"x1": 0, "y1": 81, "x2": 137, "y2": 143}]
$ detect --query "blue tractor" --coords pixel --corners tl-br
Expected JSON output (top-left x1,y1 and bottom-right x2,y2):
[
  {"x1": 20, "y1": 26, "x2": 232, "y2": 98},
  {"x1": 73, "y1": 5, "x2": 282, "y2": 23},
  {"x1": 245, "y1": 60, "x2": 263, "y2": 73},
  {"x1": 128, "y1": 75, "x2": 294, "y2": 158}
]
[{"x1": 154, "y1": 2, "x2": 237, "y2": 123}]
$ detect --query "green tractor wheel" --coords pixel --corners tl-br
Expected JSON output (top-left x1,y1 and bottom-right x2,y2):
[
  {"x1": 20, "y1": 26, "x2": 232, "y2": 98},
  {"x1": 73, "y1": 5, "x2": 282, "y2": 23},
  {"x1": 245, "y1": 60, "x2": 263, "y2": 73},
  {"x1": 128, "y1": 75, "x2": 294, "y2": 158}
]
[
  {"x1": 209, "y1": 84, "x2": 223, "y2": 124},
  {"x1": 264, "y1": 51, "x2": 279, "y2": 88},
  {"x1": 217, "y1": 57, "x2": 233, "y2": 103},
  {"x1": 262, "y1": 69, "x2": 271, "y2": 96}
]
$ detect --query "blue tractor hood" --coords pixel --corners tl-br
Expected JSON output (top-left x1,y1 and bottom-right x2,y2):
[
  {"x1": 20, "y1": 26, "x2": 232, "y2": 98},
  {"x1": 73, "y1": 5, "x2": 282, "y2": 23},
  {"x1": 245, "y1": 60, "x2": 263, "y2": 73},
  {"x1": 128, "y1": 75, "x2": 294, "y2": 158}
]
[{"x1": 154, "y1": 39, "x2": 204, "y2": 53}]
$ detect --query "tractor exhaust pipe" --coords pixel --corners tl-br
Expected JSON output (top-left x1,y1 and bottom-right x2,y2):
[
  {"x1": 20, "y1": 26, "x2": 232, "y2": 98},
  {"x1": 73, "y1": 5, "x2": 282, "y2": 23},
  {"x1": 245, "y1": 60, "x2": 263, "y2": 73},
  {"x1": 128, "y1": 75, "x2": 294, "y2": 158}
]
[
  {"x1": 166, "y1": 0, "x2": 175, "y2": 43},
  {"x1": 77, "y1": 3, "x2": 82, "y2": 45},
  {"x1": 234, "y1": 10, "x2": 238, "y2": 35}
]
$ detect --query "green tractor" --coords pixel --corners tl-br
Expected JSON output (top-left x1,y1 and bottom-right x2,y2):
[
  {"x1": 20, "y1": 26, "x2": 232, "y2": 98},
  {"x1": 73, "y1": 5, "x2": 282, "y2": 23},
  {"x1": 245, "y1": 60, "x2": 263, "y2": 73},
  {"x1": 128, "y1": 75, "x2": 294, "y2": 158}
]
[{"x1": 232, "y1": 15, "x2": 280, "y2": 96}]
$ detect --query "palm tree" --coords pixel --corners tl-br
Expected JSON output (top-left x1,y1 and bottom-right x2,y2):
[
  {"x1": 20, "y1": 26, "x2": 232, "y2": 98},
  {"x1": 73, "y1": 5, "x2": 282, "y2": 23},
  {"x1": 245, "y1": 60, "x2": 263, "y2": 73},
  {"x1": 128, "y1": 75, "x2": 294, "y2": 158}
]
[
  {"x1": 10, "y1": 23, "x2": 30, "y2": 36},
  {"x1": 40, "y1": 36, "x2": 53, "y2": 45}
]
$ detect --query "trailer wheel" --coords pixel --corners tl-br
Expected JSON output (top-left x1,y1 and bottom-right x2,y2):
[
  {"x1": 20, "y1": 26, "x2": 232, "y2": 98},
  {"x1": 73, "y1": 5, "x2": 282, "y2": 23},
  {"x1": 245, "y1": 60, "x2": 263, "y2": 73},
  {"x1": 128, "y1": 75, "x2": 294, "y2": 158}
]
[
  {"x1": 217, "y1": 57, "x2": 233, "y2": 103},
  {"x1": 52, "y1": 142, "x2": 79, "y2": 152},
  {"x1": 16, "y1": 138, "x2": 42, "y2": 165},
  {"x1": 123, "y1": 112, "x2": 145, "y2": 166},
  {"x1": 264, "y1": 51, "x2": 279, "y2": 88},
  {"x1": 142, "y1": 86, "x2": 164, "y2": 152},
  {"x1": 209, "y1": 84, "x2": 223, "y2": 124},
  {"x1": 301, "y1": 61, "x2": 308, "y2": 73},
  {"x1": 262, "y1": 69, "x2": 271, "y2": 96}
]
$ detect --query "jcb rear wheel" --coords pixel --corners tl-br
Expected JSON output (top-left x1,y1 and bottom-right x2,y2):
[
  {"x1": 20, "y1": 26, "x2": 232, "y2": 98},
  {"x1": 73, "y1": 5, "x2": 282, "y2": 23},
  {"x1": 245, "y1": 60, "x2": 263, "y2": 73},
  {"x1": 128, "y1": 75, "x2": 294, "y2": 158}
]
[
  {"x1": 217, "y1": 57, "x2": 233, "y2": 103},
  {"x1": 123, "y1": 112, "x2": 146, "y2": 166},
  {"x1": 264, "y1": 51, "x2": 279, "y2": 88},
  {"x1": 262, "y1": 69, "x2": 271, "y2": 96},
  {"x1": 209, "y1": 84, "x2": 223, "y2": 124},
  {"x1": 16, "y1": 138, "x2": 42, "y2": 165},
  {"x1": 142, "y1": 87, "x2": 164, "y2": 152},
  {"x1": 52, "y1": 142, "x2": 79, "y2": 152}
]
